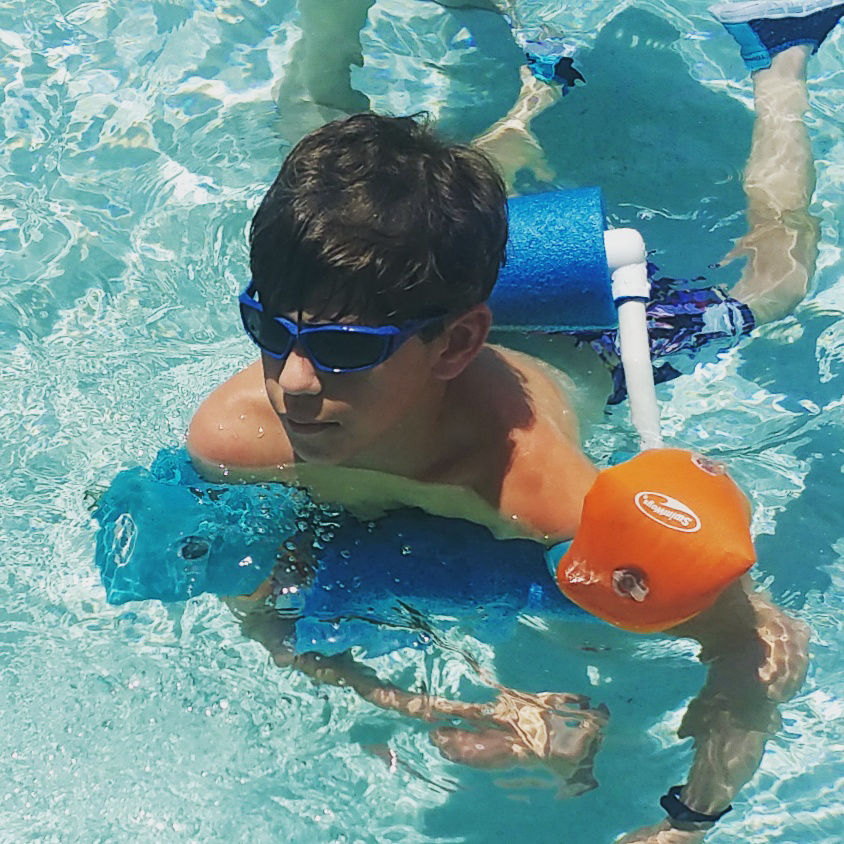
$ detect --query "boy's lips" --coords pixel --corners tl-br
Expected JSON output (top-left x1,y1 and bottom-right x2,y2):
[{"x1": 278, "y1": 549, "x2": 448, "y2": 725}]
[{"x1": 283, "y1": 416, "x2": 340, "y2": 435}]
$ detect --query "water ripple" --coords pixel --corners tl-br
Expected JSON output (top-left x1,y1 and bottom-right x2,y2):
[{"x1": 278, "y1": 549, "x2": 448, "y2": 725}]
[{"x1": 0, "y1": 0, "x2": 842, "y2": 840}]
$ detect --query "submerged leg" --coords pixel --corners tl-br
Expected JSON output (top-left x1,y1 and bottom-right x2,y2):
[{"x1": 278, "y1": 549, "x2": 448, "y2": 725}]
[
  {"x1": 274, "y1": 0, "x2": 374, "y2": 140},
  {"x1": 472, "y1": 5, "x2": 584, "y2": 193},
  {"x1": 292, "y1": 0, "x2": 374, "y2": 113},
  {"x1": 472, "y1": 65, "x2": 563, "y2": 192},
  {"x1": 726, "y1": 44, "x2": 820, "y2": 324},
  {"x1": 713, "y1": 2, "x2": 844, "y2": 323}
]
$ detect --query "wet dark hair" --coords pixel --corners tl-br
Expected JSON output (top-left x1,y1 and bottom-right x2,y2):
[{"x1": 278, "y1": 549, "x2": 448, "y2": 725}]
[{"x1": 249, "y1": 113, "x2": 508, "y2": 329}]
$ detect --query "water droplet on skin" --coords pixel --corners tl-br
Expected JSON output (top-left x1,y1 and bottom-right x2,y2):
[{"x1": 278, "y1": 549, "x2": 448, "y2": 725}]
[{"x1": 257, "y1": 426, "x2": 264, "y2": 438}]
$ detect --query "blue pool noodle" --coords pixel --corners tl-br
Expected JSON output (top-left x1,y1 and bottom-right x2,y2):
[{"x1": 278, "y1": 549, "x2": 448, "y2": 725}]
[
  {"x1": 491, "y1": 187, "x2": 617, "y2": 331},
  {"x1": 94, "y1": 450, "x2": 586, "y2": 657}
]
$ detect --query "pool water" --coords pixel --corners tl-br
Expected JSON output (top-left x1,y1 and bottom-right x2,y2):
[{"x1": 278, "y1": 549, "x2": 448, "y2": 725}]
[{"x1": 1, "y1": 0, "x2": 843, "y2": 841}]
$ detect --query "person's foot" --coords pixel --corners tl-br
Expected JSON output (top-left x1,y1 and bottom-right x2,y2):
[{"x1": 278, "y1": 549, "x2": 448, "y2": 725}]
[
  {"x1": 473, "y1": 116, "x2": 556, "y2": 193},
  {"x1": 709, "y1": 1, "x2": 844, "y2": 70},
  {"x1": 472, "y1": 66, "x2": 561, "y2": 193}
]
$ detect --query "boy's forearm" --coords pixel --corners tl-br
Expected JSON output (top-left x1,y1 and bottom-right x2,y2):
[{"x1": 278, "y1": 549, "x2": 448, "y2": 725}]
[
  {"x1": 675, "y1": 673, "x2": 778, "y2": 820},
  {"x1": 291, "y1": 651, "x2": 493, "y2": 722},
  {"x1": 668, "y1": 582, "x2": 810, "y2": 827}
]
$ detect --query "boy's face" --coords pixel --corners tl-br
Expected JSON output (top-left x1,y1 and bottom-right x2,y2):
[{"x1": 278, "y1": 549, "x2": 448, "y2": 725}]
[{"x1": 260, "y1": 323, "x2": 446, "y2": 467}]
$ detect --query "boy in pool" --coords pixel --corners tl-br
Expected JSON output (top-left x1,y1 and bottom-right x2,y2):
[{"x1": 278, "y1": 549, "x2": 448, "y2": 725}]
[{"x1": 188, "y1": 3, "x2": 840, "y2": 839}]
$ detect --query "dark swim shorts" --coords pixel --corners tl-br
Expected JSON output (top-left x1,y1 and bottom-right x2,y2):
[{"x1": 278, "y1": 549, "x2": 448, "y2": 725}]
[{"x1": 576, "y1": 263, "x2": 756, "y2": 404}]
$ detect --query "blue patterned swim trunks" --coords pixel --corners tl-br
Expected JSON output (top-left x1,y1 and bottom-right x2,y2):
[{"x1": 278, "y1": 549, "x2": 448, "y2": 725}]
[{"x1": 577, "y1": 264, "x2": 756, "y2": 404}]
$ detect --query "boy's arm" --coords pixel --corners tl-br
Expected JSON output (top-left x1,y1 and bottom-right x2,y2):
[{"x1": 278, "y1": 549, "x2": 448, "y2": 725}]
[
  {"x1": 618, "y1": 577, "x2": 810, "y2": 843},
  {"x1": 233, "y1": 583, "x2": 608, "y2": 785}
]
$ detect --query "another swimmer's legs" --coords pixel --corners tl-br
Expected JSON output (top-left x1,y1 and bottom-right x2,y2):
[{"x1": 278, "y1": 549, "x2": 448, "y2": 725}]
[
  {"x1": 274, "y1": 0, "x2": 373, "y2": 137},
  {"x1": 727, "y1": 45, "x2": 820, "y2": 324},
  {"x1": 713, "y1": 2, "x2": 844, "y2": 323},
  {"x1": 296, "y1": 0, "x2": 373, "y2": 112},
  {"x1": 472, "y1": 66, "x2": 562, "y2": 191},
  {"x1": 472, "y1": 5, "x2": 584, "y2": 193}
]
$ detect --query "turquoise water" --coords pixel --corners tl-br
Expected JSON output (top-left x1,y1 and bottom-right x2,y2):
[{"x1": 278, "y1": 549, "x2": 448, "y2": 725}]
[{"x1": 1, "y1": 0, "x2": 843, "y2": 841}]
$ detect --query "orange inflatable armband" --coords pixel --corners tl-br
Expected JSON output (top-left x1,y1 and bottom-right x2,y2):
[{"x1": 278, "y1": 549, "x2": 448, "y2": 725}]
[{"x1": 555, "y1": 448, "x2": 755, "y2": 632}]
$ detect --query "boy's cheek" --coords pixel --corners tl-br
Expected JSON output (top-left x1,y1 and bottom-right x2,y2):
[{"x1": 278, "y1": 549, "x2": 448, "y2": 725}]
[
  {"x1": 260, "y1": 352, "x2": 284, "y2": 381},
  {"x1": 262, "y1": 379, "x2": 286, "y2": 415}
]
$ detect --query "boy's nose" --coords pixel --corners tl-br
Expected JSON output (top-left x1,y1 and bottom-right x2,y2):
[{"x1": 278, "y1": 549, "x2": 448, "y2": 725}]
[{"x1": 277, "y1": 346, "x2": 322, "y2": 396}]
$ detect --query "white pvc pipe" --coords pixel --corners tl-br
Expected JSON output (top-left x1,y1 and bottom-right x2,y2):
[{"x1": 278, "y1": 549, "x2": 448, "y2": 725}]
[
  {"x1": 616, "y1": 298, "x2": 664, "y2": 450},
  {"x1": 603, "y1": 229, "x2": 664, "y2": 451}
]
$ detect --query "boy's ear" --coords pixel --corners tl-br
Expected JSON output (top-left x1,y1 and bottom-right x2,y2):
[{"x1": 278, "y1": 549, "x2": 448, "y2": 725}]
[{"x1": 430, "y1": 304, "x2": 492, "y2": 380}]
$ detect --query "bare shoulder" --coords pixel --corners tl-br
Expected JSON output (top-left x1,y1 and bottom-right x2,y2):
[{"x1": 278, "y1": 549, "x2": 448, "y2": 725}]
[
  {"x1": 481, "y1": 346, "x2": 599, "y2": 540},
  {"x1": 186, "y1": 360, "x2": 293, "y2": 479},
  {"x1": 499, "y1": 346, "x2": 585, "y2": 439}
]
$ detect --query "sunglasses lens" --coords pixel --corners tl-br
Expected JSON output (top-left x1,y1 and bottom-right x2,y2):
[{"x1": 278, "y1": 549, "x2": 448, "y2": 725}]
[
  {"x1": 306, "y1": 330, "x2": 389, "y2": 371},
  {"x1": 240, "y1": 302, "x2": 293, "y2": 357}
]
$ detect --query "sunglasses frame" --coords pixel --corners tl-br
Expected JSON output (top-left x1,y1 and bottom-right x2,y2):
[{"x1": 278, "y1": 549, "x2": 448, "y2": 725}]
[{"x1": 238, "y1": 284, "x2": 442, "y2": 373}]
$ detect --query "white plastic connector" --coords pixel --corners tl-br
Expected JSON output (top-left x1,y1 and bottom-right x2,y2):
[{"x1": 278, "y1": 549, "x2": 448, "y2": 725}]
[
  {"x1": 604, "y1": 228, "x2": 647, "y2": 270},
  {"x1": 604, "y1": 228, "x2": 664, "y2": 451},
  {"x1": 604, "y1": 229, "x2": 650, "y2": 301},
  {"x1": 610, "y1": 263, "x2": 651, "y2": 302}
]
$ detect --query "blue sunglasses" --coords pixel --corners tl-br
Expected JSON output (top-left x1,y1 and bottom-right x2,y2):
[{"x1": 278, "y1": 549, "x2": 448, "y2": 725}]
[{"x1": 239, "y1": 284, "x2": 442, "y2": 373}]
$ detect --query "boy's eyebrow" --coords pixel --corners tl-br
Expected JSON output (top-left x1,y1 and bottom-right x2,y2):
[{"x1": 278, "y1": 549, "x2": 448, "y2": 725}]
[{"x1": 257, "y1": 291, "x2": 369, "y2": 326}]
